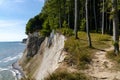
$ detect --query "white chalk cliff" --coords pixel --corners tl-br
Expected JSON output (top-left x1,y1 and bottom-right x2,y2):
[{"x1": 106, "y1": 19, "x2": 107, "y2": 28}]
[{"x1": 20, "y1": 32, "x2": 66, "y2": 80}]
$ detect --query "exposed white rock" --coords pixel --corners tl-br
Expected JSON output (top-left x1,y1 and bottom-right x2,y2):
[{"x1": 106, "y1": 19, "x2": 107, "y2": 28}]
[{"x1": 35, "y1": 33, "x2": 66, "y2": 80}]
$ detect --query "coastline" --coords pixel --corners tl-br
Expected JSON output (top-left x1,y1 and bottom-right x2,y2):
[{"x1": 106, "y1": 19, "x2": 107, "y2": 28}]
[{"x1": 12, "y1": 61, "x2": 25, "y2": 80}]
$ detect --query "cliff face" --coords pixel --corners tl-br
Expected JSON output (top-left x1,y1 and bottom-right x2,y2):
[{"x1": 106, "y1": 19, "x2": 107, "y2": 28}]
[{"x1": 20, "y1": 32, "x2": 66, "y2": 80}]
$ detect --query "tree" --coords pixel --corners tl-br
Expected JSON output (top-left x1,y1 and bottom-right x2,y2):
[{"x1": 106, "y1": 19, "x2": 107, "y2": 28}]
[
  {"x1": 58, "y1": 0, "x2": 62, "y2": 28},
  {"x1": 93, "y1": 0, "x2": 98, "y2": 32},
  {"x1": 112, "y1": 0, "x2": 119, "y2": 54},
  {"x1": 74, "y1": 0, "x2": 78, "y2": 39},
  {"x1": 102, "y1": 0, "x2": 105, "y2": 34},
  {"x1": 26, "y1": 15, "x2": 43, "y2": 34},
  {"x1": 86, "y1": 0, "x2": 92, "y2": 47}
]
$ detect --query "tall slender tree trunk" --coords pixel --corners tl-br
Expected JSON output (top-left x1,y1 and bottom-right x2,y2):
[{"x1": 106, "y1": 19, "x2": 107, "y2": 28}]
[
  {"x1": 112, "y1": 0, "x2": 119, "y2": 54},
  {"x1": 102, "y1": 0, "x2": 105, "y2": 34},
  {"x1": 74, "y1": 0, "x2": 78, "y2": 39},
  {"x1": 58, "y1": 0, "x2": 62, "y2": 28},
  {"x1": 63, "y1": 0, "x2": 66, "y2": 21},
  {"x1": 93, "y1": 0, "x2": 98, "y2": 32},
  {"x1": 86, "y1": 0, "x2": 92, "y2": 47},
  {"x1": 105, "y1": 13, "x2": 108, "y2": 33},
  {"x1": 109, "y1": 19, "x2": 112, "y2": 33},
  {"x1": 68, "y1": 6, "x2": 70, "y2": 27}
]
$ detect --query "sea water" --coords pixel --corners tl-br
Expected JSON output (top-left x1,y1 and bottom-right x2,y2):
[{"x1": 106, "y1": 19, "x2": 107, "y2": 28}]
[{"x1": 0, "y1": 42, "x2": 25, "y2": 80}]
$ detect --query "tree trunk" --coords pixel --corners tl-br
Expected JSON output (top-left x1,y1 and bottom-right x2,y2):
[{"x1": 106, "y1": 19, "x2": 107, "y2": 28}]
[
  {"x1": 112, "y1": 0, "x2": 119, "y2": 54},
  {"x1": 102, "y1": 0, "x2": 105, "y2": 34},
  {"x1": 68, "y1": 5, "x2": 70, "y2": 27},
  {"x1": 58, "y1": 0, "x2": 62, "y2": 28},
  {"x1": 86, "y1": 0, "x2": 92, "y2": 47},
  {"x1": 63, "y1": 0, "x2": 66, "y2": 21},
  {"x1": 105, "y1": 13, "x2": 108, "y2": 33},
  {"x1": 74, "y1": 0, "x2": 78, "y2": 39},
  {"x1": 109, "y1": 19, "x2": 112, "y2": 34},
  {"x1": 93, "y1": 0, "x2": 98, "y2": 32}
]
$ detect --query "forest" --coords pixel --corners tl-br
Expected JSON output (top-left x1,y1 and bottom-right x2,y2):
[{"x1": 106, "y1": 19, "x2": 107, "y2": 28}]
[
  {"x1": 26, "y1": 0, "x2": 120, "y2": 54},
  {"x1": 23, "y1": 0, "x2": 120, "y2": 79}
]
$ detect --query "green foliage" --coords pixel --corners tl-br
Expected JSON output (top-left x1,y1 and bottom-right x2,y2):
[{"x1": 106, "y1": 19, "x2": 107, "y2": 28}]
[
  {"x1": 40, "y1": 19, "x2": 52, "y2": 36},
  {"x1": 80, "y1": 18, "x2": 86, "y2": 31},
  {"x1": 113, "y1": 41, "x2": 119, "y2": 47},
  {"x1": 57, "y1": 28, "x2": 74, "y2": 37},
  {"x1": 107, "y1": 50, "x2": 120, "y2": 64},
  {"x1": 64, "y1": 36, "x2": 92, "y2": 69},
  {"x1": 26, "y1": 15, "x2": 43, "y2": 34},
  {"x1": 62, "y1": 20, "x2": 69, "y2": 28},
  {"x1": 65, "y1": 32, "x2": 111, "y2": 69},
  {"x1": 45, "y1": 71, "x2": 88, "y2": 80},
  {"x1": 21, "y1": 77, "x2": 35, "y2": 80}
]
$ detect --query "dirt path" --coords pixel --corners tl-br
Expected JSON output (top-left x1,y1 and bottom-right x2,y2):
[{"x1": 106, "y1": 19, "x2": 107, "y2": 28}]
[{"x1": 84, "y1": 47, "x2": 120, "y2": 80}]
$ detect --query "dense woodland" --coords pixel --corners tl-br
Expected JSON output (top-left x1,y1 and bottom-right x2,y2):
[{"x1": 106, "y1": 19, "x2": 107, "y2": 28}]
[{"x1": 26, "y1": 0, "x2": 120, "y2": 54}]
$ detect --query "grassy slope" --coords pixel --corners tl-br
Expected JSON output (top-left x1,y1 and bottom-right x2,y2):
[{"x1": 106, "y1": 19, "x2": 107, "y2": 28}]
[
  {"x1": 106, "y1": 50, "x2": 120, "y2": 71},
  {"x1": 44, "y1": 31, "x2": 112, "y2": 80}
]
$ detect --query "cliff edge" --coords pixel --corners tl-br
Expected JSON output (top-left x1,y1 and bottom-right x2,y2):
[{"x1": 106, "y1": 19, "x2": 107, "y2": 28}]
[{"x1": 19, "y1": 32, "x2": 66, "y2": 80}]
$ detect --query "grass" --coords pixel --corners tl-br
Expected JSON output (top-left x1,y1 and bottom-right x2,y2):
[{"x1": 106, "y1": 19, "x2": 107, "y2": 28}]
[
  {"x1": 44, "y1": 71, "x2": 89, "y2": 80},
  {"x1": 21, "y1": 77, "x2": 35, "y2": 80},
  {"x1": 64, "y1": 31, "x2": 111, "y2": 69},
  {"x1": 56, "y1": 28, "x2": 74, "y2": 37},
  {"x1": 106, "y1": 50, "x2": 120, "y2": 70}
]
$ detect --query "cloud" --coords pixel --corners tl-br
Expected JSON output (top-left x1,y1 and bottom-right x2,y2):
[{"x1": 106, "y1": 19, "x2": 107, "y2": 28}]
[
  {"x1": 0, "y1": 20, "x2": 26, "y2": 28},
  {"x1": 0, "y1": 19, "x2": 27, "y2": 41}
]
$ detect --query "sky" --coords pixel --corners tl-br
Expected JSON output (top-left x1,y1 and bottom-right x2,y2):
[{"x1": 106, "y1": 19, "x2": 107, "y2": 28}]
[{"x1": 0, "y1": 0, "x2": 44, "y2": 41}]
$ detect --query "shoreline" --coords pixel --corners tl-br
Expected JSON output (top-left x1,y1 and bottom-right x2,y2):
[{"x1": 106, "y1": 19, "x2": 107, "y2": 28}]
[{"x1": 12, "y1": 61, "x2": 25, "y2": 80}]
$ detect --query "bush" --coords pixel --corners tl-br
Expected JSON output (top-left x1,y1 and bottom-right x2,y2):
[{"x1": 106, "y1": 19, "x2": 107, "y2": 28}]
[
  {"x1": 62, "y1": 20, "x2": 69, "y2": 28},
  {"x1": 64, "y1": 36, "x2": 92, "y2": 69},
  {"x1": 107, "y1": 50, "x2": 120, "y2": 63},
  {"x1": 80, "y1": 18, "x2": 86, "y2": 31},
  {"x1": 44, "y1": 71, "x2": 88, "y2": 80},
  {"x1": 21, "y1": 77, "x2": 35, "y2": 80},
  {"x1": 57, "y1": 28, "x2": 74, "y2": 37}
]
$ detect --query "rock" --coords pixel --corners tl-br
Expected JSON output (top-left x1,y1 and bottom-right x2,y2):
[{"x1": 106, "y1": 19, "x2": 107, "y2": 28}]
[
  {"x1": 26, "y1": 32, "x2": 45, "y2": 57},
  {"x1": 22, "y1": 38, "x2": 27, "y2": 44}
]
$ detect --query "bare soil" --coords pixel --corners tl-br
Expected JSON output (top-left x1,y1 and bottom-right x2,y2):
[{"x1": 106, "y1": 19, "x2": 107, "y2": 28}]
[{"x1": 84, "y1": 47, "x2": 120, "y2": 80}]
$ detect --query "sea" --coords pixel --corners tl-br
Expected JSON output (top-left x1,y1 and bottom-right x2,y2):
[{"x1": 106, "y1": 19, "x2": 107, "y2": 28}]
[{"x1": 0, "y1": 42, "x2": 25, "y2": 80}]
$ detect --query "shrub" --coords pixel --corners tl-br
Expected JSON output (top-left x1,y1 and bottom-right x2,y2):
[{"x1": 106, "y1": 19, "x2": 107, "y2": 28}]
[
  {"x1": 62, "y1": 20, "x2": 69, "y2": 28},
  {"x1": 57, "y1": 28, "x2": 74, "y2": 37},
  {"x1": 107, "y1": 50, "x2": 120, "y2": 63},
  {"x1": 45, "y1": 71, "x2": 88, "y2": 80},
  {"x1": 64, "y1": 36, "x2": 92, "y2": 69},
  {"x1": 80, "y1": 18, "x2": 86, "y2": 31}
]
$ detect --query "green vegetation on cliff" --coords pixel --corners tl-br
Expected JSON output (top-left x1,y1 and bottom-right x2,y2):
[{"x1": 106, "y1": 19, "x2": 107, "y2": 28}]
[{"x1": 45, "y1": 71, "x2": 88, "y2": 80}]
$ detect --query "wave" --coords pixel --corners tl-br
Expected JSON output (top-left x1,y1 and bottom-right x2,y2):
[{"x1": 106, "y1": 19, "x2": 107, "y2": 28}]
[
  {"x1": 0, "y1": 66, "x2": 21, "y2": 80},
  {"x1": 0, "y1": 53, "x2": 23, "y2": 63},
  {"x1": 0, "y1": 67, "x2": 17, "y2": 80},
  {"x1": 0, "y1": 67, "x2": 8, "y2": 72},
  {"x1": 10, "y1": 69, "x2": 21, "y2": 80}
]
